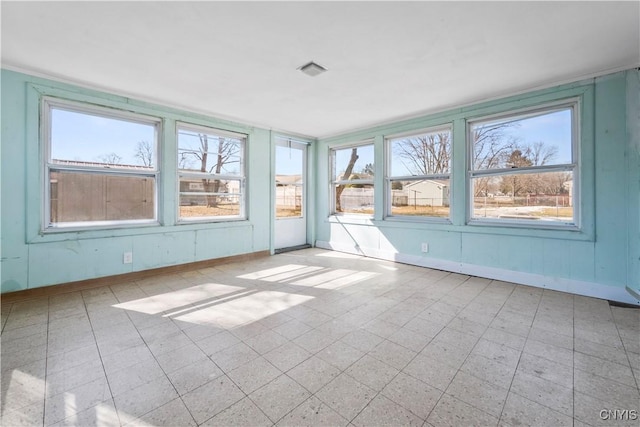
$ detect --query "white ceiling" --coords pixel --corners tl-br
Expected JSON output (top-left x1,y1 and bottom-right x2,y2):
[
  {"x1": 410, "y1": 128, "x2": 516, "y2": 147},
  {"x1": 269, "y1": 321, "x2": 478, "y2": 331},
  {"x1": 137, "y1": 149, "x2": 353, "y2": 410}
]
[{"x1": 2, "y1": 2, "x2": 639, "y2": 139}]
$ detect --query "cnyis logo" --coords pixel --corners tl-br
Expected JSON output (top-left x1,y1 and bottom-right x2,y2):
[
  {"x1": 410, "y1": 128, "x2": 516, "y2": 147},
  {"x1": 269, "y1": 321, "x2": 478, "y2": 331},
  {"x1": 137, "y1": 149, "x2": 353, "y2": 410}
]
[{"x1": 599, "y1": 409, "x2": 638, "y2": 421}]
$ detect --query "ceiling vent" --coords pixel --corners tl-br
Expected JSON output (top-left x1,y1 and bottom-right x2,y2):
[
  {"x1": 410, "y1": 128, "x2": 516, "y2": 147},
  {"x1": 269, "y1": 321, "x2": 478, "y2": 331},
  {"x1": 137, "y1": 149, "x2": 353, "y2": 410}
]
[{"x1": 298, "y1": 61, "x2": 328, "y2": 77}]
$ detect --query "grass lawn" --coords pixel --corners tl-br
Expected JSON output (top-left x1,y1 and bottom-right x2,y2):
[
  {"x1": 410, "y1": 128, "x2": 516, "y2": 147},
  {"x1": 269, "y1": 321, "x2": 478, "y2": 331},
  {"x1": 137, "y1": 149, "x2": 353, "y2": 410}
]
[
  {"x1": 180, "y1": 204, "x2": 240, "y2": 217},
  {"x1": 391, "y1": 205, "x2": 450, "y2": 217},
  {"x1": 538, "y1": 207, "x2": 573, "y2": 218}
]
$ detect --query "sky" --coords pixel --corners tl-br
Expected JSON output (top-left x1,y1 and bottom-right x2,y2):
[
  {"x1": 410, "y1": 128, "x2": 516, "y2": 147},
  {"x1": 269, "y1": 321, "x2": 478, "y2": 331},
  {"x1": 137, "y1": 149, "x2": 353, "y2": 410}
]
[
  {"x1": 51, "y1": 108, "x2": 156, "y2": 166},
  {"x1": 52, "y1": 106, "x2": 572, "y2": 178},
  {"x1": 389, "y1": 108, "x2": 572, "y2": 177},
  {"x1": 275, "y1": 145, "x2": 303, "y2": 176},
  {"x1": 334, "y1": 144, "x2": 375, "y2": 179},
  {"x1": 483, "y1": 108, "x2": 572, "y2": 165}
]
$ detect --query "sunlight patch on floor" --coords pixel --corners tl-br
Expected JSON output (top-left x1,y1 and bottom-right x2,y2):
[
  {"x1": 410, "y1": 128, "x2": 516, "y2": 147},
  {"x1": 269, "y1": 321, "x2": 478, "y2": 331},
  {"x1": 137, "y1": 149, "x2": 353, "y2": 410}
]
[
  {"x1": 162, "y1": 290, "x2": 256, "y2": 318},
  {"x1": 237, "y1": 264, "x2": 312, "y2": 280},
  {"x1": 314, "y1": 270, "x2": 380, "y2": 290},
  {"x1": 2, "y1": 369, "x2": 45, "y2": 414},
  {"x1": 173, "y1": 291, "x2": 314, "y2": 328},
  {"x1": 290, "y1": 268, "x2": 378, "y2": 288},
  {"x1": 112, "y1": 283, "x2": 244, "y2": 315},
  {"x1": 243, "y1": 266, "x2": 325, "y2": 283}
]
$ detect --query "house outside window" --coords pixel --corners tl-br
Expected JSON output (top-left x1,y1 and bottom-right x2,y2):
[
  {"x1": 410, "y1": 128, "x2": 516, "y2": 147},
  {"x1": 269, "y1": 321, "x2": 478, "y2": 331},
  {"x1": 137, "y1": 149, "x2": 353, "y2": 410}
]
[
  {"x1": 468, "y1": 100, "x2": 579, "y2": 228},
  {"x1": 177, "y1": 123, "x2": 246, "y2": 221},
  {"x1": 43, "y1": 98, "x2": 160, "y2": 230},
  {"x1": 386, "y1": 126, "x2": 452, "y2": 220},
  {"x1": 330, "y1": 142, "x2": 374, "y2": 216}
]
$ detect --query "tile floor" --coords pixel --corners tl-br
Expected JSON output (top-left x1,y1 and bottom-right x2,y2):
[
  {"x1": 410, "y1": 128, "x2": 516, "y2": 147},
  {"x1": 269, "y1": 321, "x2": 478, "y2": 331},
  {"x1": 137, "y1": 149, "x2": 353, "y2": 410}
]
[{"x1": 1, "y1": 248, "x2": 639, "y2": 426}]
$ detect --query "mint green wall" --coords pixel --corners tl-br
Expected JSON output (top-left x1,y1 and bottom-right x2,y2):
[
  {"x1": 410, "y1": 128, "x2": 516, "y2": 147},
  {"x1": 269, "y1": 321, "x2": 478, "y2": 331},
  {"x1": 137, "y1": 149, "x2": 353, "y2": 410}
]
[
  {"x1": 2, "y1": 69, "x2": 638, "y2": 303},
  {"x1": 316, "y1": 70, "x2": 640, "y2": 304},
  {"x1": 1, "y1": 70, "x2": 273, "y2": 292}
]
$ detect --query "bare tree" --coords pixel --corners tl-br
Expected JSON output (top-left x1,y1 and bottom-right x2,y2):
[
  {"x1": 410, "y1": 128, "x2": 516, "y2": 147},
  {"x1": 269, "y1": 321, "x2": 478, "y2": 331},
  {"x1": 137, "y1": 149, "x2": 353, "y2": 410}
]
[
  {"x1": 335, "y1": 148, "x2": 359, "y2": 212},
  {"x1": 394, "y1": 133, "x2": 450, "y2": 175},
  {"x1": 180, "y1": 134, "x2": 240, "y2": 207},
  {"x1": 362, "y1": 163, "x2": 374, "y2": 176},
  {"x1": 97, "y1": 152, "x2": 122, "y2": 165},
  {"x1": 394, "y1": 124, "x2": 522, "y2": 197},
  {"x1": 501, "y1": 149, "x2": 533, "y2": 197},
  {"x1": 524, "y1": 141, "x2": 558, "y2": 166},
  {"x1": 472, "y1": 123, "x2": 521, "y2": 196},
  {"x1": 544, "y1": 171, "x2": 572, "y2": 195},
  {"x1": 134, "y1": 140, "x2": 153, "y2": 167},
  {"x1": 472, "y1": 123, "x2": 520, "y2": 170}
]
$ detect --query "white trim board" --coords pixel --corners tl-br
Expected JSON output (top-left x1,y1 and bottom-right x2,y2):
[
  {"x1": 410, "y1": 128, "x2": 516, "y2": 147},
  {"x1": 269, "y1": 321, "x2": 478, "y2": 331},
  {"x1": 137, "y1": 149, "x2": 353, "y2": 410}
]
[{"x1": 315, "y1": 240, "x2": 640, "y2": 306}]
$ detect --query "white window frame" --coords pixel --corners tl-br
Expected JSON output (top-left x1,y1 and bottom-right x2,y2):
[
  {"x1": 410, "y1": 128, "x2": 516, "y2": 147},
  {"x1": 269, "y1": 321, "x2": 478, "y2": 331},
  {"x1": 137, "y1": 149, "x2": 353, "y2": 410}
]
[
  {"x1": 467, "y1": 99, "x2": 580, "y2": 229},
  {"x1": 330, "y1": 141, "x2": 375, "y2": 216},
  {"x1": 42, "y1": 97, "x2": 161, "y2": 231},
  {"x1": 385, "y1": 125, "x2": 453, "y2": 222},
  {"x1": 176, "y1": 122, "x2": 247, "y2": 222}
]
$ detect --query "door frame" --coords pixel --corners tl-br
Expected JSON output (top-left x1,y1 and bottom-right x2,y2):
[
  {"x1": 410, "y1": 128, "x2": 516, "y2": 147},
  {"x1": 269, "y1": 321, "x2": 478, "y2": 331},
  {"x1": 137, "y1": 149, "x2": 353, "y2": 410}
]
[{"x1": 271, "y1": 134, "x2": 314, "y2": 253}]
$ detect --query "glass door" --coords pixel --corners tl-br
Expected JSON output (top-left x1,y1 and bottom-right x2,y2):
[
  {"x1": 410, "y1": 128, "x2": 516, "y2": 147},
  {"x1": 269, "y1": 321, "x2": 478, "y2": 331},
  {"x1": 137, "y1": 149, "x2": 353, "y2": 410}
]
[{"x1": 274, "y1": 138, "x2": 307, "y2": 250}]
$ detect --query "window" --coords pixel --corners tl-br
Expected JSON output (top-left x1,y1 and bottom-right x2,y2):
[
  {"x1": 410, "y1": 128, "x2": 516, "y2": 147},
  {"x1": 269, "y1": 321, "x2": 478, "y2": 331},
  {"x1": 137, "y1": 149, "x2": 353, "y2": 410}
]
[
  {"x1": 177, "y1": 124, "x2": 246, "y2": 221},
  {"x1": 330, "y1": 143, "x2": 374, "y2": 215},
  {"x1": 386, "y1": 126, "x2": 452, "y2": 219},
  {"x1": 468, "y1": 101, "x2": 578, "y2": 227},
  {"x1": 275, "y1": 138, "x2": 306, "y2": 219},
  {"x1": 43, "y1": 98, "x2": 159, "y2": 229}
]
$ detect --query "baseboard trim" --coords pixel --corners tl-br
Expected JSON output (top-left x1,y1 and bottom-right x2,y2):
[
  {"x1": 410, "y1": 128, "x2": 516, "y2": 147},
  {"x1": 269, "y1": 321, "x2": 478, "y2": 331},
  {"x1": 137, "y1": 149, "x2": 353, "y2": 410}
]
[
  {"x1": 274, "y1": 244, "x2": 312, "y2": 255},
  {"x1": 1, "y1": 250, "x2": 271, "y2": 304},
  {"x1": 315, "y1": 241, "x2": 640, "y2": 306}
]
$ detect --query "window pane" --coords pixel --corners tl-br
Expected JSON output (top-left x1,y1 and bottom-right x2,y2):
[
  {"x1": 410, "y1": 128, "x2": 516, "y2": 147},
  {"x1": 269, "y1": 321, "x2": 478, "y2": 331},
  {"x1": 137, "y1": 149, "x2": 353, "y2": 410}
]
[
  {"x1": 389, "y1": 130, "x2": 451, "y2": 176},
  {"x1": 390, "y1": 179, "x2": 450, "y2": 218},
  {"x1": 333, "y1": 144, "x2": 374, "y2": 182},
  {"x1": 51, "y1": 108, "x2": 156, "y2": 169},
  {"x1": 50, "y1": 171, "x2": 154, "y2": 223},
  {"x1": 178, "y1": 129, "x2": 243, "y2": 175},
  {"x1": 276, "y1": 144, "x2": 304, "y2": 218},
  {"x1": 471, "y1": 108, "x2": 572, "y2": 171},
  {"x1": 335, "y1": 183, "x2": 374, "y2": 215},
  {"x1": 179, "y1": 195, "x2": 241, "y2": 218},
  {"x1": 276, "y1": 185, "x2": 303, "y2": 218},
  {"x1": 471, "y1": 171, "x2": 574, "y2": 222},
  {"x1": 275, "y1": 145, "x2": 303, "y2": 176},
  {"x1": 179, "y1": 178, "x2": 242, "y2": 219}
]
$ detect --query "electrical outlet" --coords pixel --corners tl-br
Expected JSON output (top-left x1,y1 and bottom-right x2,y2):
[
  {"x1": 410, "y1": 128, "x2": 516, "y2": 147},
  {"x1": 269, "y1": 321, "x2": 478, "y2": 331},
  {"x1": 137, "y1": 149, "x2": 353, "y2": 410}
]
[
  {"x1": 421, "y1": 243, "x2": 429, "y2": 253},
  {"x1": 123, "y1": 252, "x2": 133, "y2": 264}
]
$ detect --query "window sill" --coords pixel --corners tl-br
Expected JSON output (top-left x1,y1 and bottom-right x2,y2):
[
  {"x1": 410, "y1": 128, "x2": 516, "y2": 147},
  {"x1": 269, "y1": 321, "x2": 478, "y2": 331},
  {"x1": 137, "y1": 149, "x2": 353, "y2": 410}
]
[
  {"x1": 177, "y1": 216, "x2": 247, "y2": 224},
  {"x1": 42, "y1": 220, "x2": 160, "y2": 235},
  {"x1": 384, "y1": 216, "x2": 452, "y2": 225},
  {"x1": 326, "y1": 214, "x2": 375, "y2": 226},
  {"x1": 467, "y1": 217, "x2": 578, "y2": 231},
  {"x1": 464, "y1": 218, "x2": 589, "y2": 240},
  {"x1": 29, "y1": 220, "x2": 253, "y2": 244},
  {"x1": 324, "y1": 215, "x2": 592, "y2": 242}
]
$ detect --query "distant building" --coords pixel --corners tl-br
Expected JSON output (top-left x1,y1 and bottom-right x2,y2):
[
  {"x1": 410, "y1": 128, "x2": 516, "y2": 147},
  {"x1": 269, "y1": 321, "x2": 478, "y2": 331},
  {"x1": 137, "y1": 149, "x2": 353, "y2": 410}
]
[
  {"x1": 563, "y1": 179, "x2": 573, "y2": 206},
  {"x1": 403, "y1": 179, "x2": 450, "y2": 207}
]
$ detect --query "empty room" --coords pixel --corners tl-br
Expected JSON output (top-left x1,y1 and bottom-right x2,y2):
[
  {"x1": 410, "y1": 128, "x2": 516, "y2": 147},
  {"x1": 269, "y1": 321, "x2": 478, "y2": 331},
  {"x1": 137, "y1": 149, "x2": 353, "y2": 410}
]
[{"x1": 1, "y1": 2, "x2": 639, "y2": 426}]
